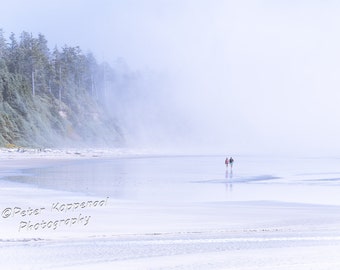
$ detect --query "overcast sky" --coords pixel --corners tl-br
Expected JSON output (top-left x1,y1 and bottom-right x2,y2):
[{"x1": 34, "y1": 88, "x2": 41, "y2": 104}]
[{"x1": 2, "y1": 0, "x2": 340, "y2": 156}]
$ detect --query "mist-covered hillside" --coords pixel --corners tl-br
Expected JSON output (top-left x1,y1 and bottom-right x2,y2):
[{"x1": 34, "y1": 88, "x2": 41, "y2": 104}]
[{"x1": 0, "y1": 30, "x2": 124, "y2": 148}]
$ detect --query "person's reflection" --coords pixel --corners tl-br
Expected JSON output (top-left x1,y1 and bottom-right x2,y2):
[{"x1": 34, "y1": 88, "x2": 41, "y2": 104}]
[{"x1": 225, "y1": 169, "x2": 233, "y2": 191}]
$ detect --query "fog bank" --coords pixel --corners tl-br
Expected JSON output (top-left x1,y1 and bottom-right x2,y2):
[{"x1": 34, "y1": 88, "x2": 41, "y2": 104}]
[{"x1": 2, "y1": 1, "x2": 340, "y2": 156}]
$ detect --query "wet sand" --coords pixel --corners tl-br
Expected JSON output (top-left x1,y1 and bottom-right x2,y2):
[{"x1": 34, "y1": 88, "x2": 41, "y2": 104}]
[{"x1": 1, "y1": 151, "x2": 340, "y2": 269}]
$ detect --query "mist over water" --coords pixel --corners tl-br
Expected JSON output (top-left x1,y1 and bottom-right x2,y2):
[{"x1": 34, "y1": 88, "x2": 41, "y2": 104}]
[{"x1": 2, "y1": 1, "x2": 340, "y2": 156}]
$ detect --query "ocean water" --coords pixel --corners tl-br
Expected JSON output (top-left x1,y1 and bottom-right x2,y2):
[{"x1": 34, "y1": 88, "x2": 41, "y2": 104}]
[{"x1": 10, "y1": 155, "x2": 340, "y2": 206}]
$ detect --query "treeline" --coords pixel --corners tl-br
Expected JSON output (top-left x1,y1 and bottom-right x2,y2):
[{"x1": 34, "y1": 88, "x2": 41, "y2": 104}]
[
  {"x1": 0, "y1": 30, "x2": 123, "y2": 147},
  {"x1": 0, "y1": 30, "x2": 112, "y2": 103}
]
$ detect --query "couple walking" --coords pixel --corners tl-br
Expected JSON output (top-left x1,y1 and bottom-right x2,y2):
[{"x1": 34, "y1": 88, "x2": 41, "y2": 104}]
[{"x1": 225, "y1": 157, "x2": 234, "y2": 169}]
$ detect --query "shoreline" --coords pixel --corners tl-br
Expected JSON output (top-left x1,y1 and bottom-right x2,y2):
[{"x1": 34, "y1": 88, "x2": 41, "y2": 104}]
[
  {"x1": 0, "y1": 147, "x2": 151, "y2": 160},
  {"x1": 0, "y1": 147, "x2": 166, "y2": 181},
  {"x1": 1, "y1": 151, "x2": 340, "y2": 269}
]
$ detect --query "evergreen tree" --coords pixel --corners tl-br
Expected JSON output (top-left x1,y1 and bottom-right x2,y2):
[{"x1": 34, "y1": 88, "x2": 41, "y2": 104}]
[
  {"x1": 0, "y1": 29, "x2": 124, "y2": 147},
  {"x1": 0, "y1": 29, "x2": 7, "y2": 59},
  {"x1": 7, "y1": 33, "x2": 19, "y2": 74}
]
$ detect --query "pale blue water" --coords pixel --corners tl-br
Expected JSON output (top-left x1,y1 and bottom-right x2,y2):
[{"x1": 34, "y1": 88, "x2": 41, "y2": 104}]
[{"x1": 9, "y1": 155, "x2": 340, "y2": 205}]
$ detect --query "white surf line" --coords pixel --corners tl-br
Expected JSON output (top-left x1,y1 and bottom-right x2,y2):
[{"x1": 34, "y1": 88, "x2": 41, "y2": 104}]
[{"x1": 123, "y1": 236, "x2": 340, "y2": 245}]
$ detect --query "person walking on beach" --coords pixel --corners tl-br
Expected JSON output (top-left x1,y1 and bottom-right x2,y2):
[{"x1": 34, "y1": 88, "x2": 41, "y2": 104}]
[
  {"x1": 225, "y1": 157, "x2": 229, "y2": 168},
  {"x1": 229, "y1": 157, "x2": 234, "y2": 168}
]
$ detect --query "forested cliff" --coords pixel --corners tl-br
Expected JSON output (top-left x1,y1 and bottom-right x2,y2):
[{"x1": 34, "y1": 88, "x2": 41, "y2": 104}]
[{"x1": 0, "y1": 30, "x2": 123, "y2": 147}]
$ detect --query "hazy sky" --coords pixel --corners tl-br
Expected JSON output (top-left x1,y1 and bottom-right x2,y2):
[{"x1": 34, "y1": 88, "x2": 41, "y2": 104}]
[{"x1": 2, "y1": 0, "x2": 340, "y2": 156}]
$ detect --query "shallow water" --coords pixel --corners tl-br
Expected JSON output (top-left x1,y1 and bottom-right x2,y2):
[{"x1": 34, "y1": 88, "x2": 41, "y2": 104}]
[{"x1": 10, "y1": 155, "x2": 340, "y2": 205}]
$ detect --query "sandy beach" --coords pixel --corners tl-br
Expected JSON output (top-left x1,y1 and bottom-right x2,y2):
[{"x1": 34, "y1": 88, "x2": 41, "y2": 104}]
[{"x1": 1, "y1": 149, "x2": 340, "y2": 270}]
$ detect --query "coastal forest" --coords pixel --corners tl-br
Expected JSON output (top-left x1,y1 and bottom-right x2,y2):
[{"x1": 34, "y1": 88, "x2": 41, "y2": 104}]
[{"x1": 0, "y1": 30, "x2": 124, "y2": 148}]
